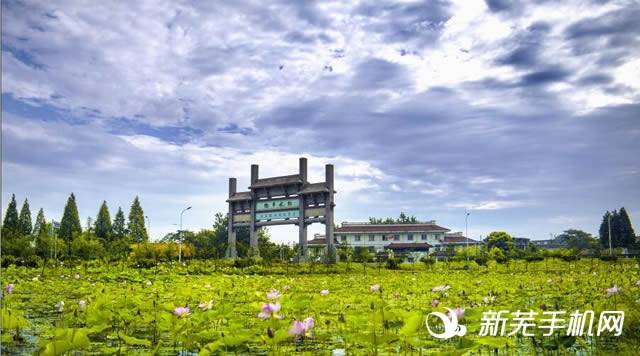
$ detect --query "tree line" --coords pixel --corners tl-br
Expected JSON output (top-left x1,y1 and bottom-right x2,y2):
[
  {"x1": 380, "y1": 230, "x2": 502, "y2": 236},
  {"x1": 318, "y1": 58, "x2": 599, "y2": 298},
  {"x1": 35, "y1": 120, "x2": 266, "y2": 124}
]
[
  {"x1": 1, "y1": 194, "x2": 289, "y2": 267},
  {"x1": 2, "y1": 193, "x2": 148, "y2": 265}
]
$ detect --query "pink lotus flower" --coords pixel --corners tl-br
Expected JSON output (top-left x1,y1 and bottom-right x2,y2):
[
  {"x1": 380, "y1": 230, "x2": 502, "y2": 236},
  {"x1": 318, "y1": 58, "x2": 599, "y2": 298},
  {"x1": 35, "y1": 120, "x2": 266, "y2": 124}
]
[
  {"x1": 78, "y1": 300, "x2": 87, "y2": 311},
  {"x1": 320, "y1": 289, "x2": 329, "y2": 296},
  {"x1": 257, "y1": 302, "x2": 281, "y2": 319},
  {"x1": 636, "y1": 280, "x2": 640, "y2": 287},
  {"x1": 606, "y1": 285, "x2": 621, "y2": 296},
  {"x1": 5, "y1": 284, "x2": 14, "y2": 294},
  {"x1": 173, "y1": 306, "x2": 190, "y2": 317},
  {"x1": 288, "y1": 317, "x2": 315, "y2": 336},
  {"x1": 267, "y1": 288, "x2": 282, "y2": 300},
  {"x1": 370, "y1": 284, "x2": 381, "y2": 293},
  {"x1": 448, "y1": 307, "x2": 465, "y2": 320},
  {"x1": 431, "y1": 299, "x2": 439, "y2": 307},
  {"x1": 74, "y1": 274, "x2": 80, "y2": 279},
  {"x1": 431, "y1": 285, "x2": 451, "y2": 293}
]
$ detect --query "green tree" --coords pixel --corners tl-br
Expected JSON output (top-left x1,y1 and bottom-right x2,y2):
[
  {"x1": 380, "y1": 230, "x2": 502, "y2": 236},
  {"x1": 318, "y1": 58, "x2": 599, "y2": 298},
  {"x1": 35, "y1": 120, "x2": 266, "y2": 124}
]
[
  {"x1": 2, "y1": 194, "x2": 20, "y2": 239},
  {"x1": 112, "y1": 207, "x2": 127, "y2": 239},
  {"x1": 557, "y1": 229, "x2": 598, "y2": 250},
  {"x1": 59, "y1": 193, "x2": 82, "y2": 255},
  {"x1": 127, "y1": 196, "x2": 148, "y2": 243},
  {"x1": 599, "y1": 209, "x2": 635, "y2": 249},
  {"x1": 33, "y1": 208, "x2": 47, "y2": 237},
  {"x1": 369, "y1": 212, "x2": 418, "y2": 224},
  {"x1": 485, "y1": 231, "x2": 513, "y2": 253},
  {"x1": 599, "y1": 211, "x2": 612, "y2": 248},
  {"x1": 618, "y1": 207, "x2": 636, "y2": 248},
  {"x1": 71, "y1": 232, "x2": 106, "y2": 260},
  {"x1": 94, "y1": 201, "x2": 112, "y2": 241},
  {"x1": 18, "y1": 198, "x2": 32, "y2": 236}
]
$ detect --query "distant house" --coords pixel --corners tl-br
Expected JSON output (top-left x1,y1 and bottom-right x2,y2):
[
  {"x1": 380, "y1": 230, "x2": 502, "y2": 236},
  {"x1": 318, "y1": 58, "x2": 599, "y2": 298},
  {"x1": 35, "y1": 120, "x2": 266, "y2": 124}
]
[
  {"x1": 513, "y1": 237, "x2": 531, "y2": 250},
  {"x1": 531, "y1": 235, "x2": 569, "y2": 249},
  {"x1": 441, "y1": 232, "x2": 483, "y2": 251},
  {"x1": 307, "y1": 234, "x2": 341, "y2": 259}
]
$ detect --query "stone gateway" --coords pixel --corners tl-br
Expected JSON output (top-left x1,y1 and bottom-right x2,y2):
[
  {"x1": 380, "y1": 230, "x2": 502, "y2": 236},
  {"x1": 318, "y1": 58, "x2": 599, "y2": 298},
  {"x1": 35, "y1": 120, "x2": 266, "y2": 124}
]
[{"x1": 226, "y1": 157, "x2": 336, "y2": 261}]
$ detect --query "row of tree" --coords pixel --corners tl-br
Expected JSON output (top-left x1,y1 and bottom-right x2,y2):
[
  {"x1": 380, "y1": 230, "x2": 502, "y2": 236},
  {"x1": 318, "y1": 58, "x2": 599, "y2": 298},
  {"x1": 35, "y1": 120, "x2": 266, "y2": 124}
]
[
  {"x1": 368, "y1": 212, "x2": 418, "y2": 224},
  {"x1": 598, "y1": 207, "x2": 636, "y2": 249},
  {"x1": 1, "y1": 193, "x2": 149, "y2": 262}
]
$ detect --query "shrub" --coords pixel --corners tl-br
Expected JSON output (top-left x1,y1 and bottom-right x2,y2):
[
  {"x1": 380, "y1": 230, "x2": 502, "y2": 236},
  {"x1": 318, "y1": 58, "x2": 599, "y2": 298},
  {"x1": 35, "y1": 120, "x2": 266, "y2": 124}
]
[
  {"x1": 525, "y1": 255, "x2": 544, "y2": 262},
  {"x1": 233, "y1": 257, "x2": 257, "y2": 268},
  {"x1": 1, "y1": 255, "x2": 17, "y2": 268},
  {"x1": 599, "y1": 255, "x2": 618, "y2": 261},
  {"x1": 561, "y1": 255, "x2": 579, "y2": 262},
  {"x1": 474, "y1": 256, "x2": 488, "y2": 266},
  {"x1": 385, "y1": 258, "x2": 402, "y2": 270},
  {"x1": 420, "y1": 256, "x2": 436, "y2": 266}
]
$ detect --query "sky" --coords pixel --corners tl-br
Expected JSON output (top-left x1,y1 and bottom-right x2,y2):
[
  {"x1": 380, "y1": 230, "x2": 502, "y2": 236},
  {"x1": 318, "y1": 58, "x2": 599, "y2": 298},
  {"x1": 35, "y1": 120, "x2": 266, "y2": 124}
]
[{"x1": 2, "y1": 0, "x2": 639, "y2": 244}]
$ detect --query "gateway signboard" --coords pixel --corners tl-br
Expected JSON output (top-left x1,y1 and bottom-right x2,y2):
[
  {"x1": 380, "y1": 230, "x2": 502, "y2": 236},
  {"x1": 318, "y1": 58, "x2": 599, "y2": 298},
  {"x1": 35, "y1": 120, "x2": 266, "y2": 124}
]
[
  {"x1": 256, "y1": 198, "x2": 299, "y2": 211},
  {"x1": 255, "y1": 209, "x2": 299, "y2": 221}
]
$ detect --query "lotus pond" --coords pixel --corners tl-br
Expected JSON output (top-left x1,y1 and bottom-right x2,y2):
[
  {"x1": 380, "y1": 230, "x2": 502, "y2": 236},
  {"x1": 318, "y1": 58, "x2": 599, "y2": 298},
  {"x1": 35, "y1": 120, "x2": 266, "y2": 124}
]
[{"x1": 1, "y1": 259, "x2": 640, "y2": 355}]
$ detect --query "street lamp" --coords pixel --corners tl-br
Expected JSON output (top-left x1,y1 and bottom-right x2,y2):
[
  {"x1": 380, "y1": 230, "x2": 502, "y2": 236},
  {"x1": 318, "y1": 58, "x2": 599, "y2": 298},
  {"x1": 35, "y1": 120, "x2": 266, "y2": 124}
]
[
  {"x1": 608, "y1": 213, "x2": 613, "y2": 256},
  {"x1": 465, "y1": 211, "x2": 470, "y2": 261},
  {"x1": 145, "y1": 215, "x2": 150, "y2": 238},
  {"x1": 179, "y1": 206, "x2": 192, "y2": 262}
]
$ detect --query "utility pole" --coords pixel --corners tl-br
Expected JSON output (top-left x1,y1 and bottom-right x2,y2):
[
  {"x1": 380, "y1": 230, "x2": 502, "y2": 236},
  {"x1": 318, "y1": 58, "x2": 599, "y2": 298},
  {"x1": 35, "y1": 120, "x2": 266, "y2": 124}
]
[
  {"x1": 608, "y1": 214, "x2": 613, "y2": 256},
  {"x1": 465, "y1": 211, "x2": 470, "y2": 261},
  {"x1": 179, "y1": 207, "x2": 192, "y2": 262}
]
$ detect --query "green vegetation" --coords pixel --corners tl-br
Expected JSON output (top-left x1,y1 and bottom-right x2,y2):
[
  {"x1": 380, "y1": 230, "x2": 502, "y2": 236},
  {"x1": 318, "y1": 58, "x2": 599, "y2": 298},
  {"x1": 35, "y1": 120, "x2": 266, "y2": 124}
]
[{"x1": 1, "y1": 259, "x2": 639, "y2": 354}]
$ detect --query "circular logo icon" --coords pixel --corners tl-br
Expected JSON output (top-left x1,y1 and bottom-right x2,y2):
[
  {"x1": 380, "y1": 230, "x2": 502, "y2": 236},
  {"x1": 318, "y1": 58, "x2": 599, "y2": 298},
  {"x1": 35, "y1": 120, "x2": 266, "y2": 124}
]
[{"x1": 425, "y1": 308, "x2": 467, "y2": 339}]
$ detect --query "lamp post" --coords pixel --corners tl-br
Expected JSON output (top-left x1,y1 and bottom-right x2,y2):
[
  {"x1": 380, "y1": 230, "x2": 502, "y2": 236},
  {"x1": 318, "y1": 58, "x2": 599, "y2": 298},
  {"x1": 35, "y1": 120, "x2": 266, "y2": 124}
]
[
  {"x1": 179, "y1": 206, "x2": 192, "y2": 262},
  {"x1": 465, "y1": 211, "x2": 470, "y2": 261},
  {"x1": 608, "y1": 213, "x2": 612, "y2": 256},
  {"x1": 145, "y1": 215, "x2": 150, "y2": 239}
]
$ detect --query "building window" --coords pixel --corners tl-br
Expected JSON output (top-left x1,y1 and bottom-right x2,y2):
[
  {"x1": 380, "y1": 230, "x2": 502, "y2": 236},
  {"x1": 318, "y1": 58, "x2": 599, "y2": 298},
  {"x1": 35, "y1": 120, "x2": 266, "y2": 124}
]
[
  {"x1": 408, "y1": 234, "x2": 413, "y2": 241},
  {"x1": 369, "y1": 235, "x2": 375, "y2": 242},
  {"x1": 355, "y1": 235, "x2": 361, "y2": 242},
  {"x1": 393, "y1": 234, "x2": 399, "y2": 240},
  {"x1": 340, "y1": 235, "x2": 346, "y2": 242},
  {"x1": 421, "y1": 234, "x2": 427, "y2": 240},
  {"x1": 382, "y1": 235, "x2": 387, "y2": 241}
]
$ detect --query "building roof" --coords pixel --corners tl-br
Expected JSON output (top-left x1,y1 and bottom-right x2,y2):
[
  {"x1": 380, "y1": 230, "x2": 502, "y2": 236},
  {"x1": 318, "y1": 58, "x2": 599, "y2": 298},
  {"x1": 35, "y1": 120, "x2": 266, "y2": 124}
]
[
  {"x1": 226, "y1": 191, "x2": 252, "y2": 202},
  {"x1": 308, "y1": 237, "x2": 340, "y2": 246},
  {"x1": 443, "y1": 235, "x2": 481, "y2": 245},
  {"x1": 250, "y1": 174, "x2": 303, "y2": 188},
  {"x1": 386, "y1": 242, "x2": 432, "y2": 250},
  {"x1": 298, "y1": 182, "x2": 330, "y2": 194},
  {"x1": 335, "y1": 223, "x2": 450, "y2": 234}
]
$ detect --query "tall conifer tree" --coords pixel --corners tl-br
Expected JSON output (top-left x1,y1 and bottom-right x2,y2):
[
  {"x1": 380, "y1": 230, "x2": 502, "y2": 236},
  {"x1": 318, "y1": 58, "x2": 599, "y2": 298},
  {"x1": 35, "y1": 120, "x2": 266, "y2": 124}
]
[
  {"x1": 95, "y1": 201, "x2": 112, "y2": 241},
  {"x1": 127, "y1": 196, "x2": 148, "y2": 243},
  {"x1": 617, "y1": 207, "x2": 635, "y2": 248},
  {"x1": 2, "y1": 194, "x2": 20, "y2": 238},
  {"x1": 59, "y1": 193, "x2": 82, "y2": 244},
  {"x1": 33, "y1": 208, "x2": 46, "y2": 236},
  {"x1": 112, "y1": 207, "x2": 127, "y2": 240},
  {"x1": 19, "y1": 198, "x2": 33, "y2": 236}
]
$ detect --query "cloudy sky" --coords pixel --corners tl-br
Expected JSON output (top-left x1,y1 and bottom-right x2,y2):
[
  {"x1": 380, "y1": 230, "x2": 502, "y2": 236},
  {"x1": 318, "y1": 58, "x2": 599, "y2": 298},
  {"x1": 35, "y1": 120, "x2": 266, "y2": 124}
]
[{"x1": 2, "y1": 0, "x2": 639, "y2": 243}]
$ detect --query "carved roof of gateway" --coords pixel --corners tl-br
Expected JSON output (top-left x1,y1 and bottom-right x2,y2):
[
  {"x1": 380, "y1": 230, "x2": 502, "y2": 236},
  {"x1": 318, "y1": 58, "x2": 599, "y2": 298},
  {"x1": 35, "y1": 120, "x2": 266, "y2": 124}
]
[
  {"x1": 226, "y1": 191, "x2": 252, "y2": 202},
  {"x1": 249, "y1": 174, "x2": 303, "y2": 188}
]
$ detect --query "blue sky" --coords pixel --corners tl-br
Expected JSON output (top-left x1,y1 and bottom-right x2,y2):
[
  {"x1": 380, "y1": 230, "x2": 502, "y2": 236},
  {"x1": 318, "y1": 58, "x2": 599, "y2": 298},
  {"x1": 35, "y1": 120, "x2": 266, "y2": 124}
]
[{"x1": 2, "y1": 0, "x2": 639, "y2": 243}]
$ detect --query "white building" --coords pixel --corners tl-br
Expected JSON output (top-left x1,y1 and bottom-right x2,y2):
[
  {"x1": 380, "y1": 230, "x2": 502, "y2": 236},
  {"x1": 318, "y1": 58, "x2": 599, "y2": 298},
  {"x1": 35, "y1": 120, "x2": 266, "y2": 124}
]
[
  {"x1": 309, "y1": 222, "x2": 483, "y2": 261},
  {"x1": 307, "y1": 221, "x2": 450, "y2": 261},
  {"x1": 333, "y1": 221, "x2": 450, "y2": 252}
]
